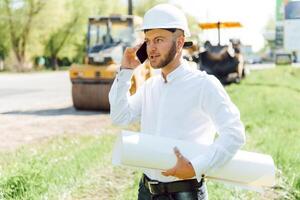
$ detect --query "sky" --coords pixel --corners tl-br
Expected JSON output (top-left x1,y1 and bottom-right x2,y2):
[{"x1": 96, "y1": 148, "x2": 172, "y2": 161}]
[{"x1": 171, "y1": 0, "x2": 276, "y2": 52}]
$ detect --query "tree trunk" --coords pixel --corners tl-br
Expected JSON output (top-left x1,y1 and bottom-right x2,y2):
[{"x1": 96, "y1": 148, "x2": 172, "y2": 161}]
[
  {"x1": 13, "y1": 48, "x2": 25, "y2": 72},
  {"x1": 51, "y1": 55, "x2": 59, "y2": 71}
]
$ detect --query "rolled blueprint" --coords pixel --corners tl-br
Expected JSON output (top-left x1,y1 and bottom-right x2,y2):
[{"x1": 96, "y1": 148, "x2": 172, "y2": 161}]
[{"x1": 112, "y1": 130, "x2": 276, "y2": 191}]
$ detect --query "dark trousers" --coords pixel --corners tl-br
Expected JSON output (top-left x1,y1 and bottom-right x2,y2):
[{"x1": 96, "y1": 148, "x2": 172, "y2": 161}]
[{"x1": 137, "y1": 176, "x2": 208, "y2": 200}]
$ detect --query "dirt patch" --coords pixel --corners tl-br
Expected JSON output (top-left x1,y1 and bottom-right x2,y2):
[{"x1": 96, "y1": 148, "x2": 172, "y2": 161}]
[{"x1": 0, "y1": 106, "x2": 111, "y2": 151}]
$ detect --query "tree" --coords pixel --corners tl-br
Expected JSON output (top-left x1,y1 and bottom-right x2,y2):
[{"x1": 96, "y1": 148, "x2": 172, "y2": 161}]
[
  {"x1": 44, "y1": 15, "x2": 79, "y2": 70},
  {"x1": 134, "y1": 0, "x2": 168, "y2": 16},
  {"x1": 261, "y1": 16, "x2": 276, "y2": 56},
  {"x1": 3, "y1": 0, "x2": 47, "y2": 71},
  {"x1": 0, "y1": 2, "x2": 10, "y2": 69},
  {"x1": 0, "y1": 15, "x2": 10, "y2": 62},
  {"x1": 0, "y1": 21, "x2": 9, "y2": 71}
]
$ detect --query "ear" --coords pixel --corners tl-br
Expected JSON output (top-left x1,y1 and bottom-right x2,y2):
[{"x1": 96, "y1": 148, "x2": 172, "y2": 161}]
[{"x1": 176, "y1": 36, "x2": 185, "y2": 51}]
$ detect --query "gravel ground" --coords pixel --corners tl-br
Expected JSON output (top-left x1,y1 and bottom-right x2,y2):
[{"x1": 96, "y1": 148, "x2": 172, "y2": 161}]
[
  {"x1": 0, "y1": 71, "x2": 111, "y2": 151},
  {"x1": 0, "y1": 105, "x2": 111, "y2": 151}
]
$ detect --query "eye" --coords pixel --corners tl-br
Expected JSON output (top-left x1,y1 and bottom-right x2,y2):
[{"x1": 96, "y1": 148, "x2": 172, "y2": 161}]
[{"x1": 155, "y1": 38, "x2": 163, "y2": 43}]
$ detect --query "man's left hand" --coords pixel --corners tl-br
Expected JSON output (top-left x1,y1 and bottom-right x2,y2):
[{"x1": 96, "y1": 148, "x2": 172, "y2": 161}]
[{"x1": 161, "y1": 147, "x2": 196, "y2": 179}]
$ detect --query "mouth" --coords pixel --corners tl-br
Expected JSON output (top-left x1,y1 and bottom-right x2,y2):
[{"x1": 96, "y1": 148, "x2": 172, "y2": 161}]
[{"x1": 149, "y1": 55, "x2": 160, "y2": 61}]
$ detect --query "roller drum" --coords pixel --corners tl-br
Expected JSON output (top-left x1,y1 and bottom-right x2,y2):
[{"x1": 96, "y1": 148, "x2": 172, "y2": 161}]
[{"x1": 72, "y1": 82, "x2": 112, "y2": 111}]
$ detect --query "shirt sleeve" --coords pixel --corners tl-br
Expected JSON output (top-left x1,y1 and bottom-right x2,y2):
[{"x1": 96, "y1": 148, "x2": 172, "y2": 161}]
[
  {"x1": 108, "y1": 68, "x2": 144, "y2": 125},
  {"x1": 190, "y1": 75, "x2": 246, "y2": 182}
]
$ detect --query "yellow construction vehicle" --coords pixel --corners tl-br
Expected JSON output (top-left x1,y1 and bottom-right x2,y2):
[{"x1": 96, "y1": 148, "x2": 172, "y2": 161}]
[{"x1": 69, "y1": 15, "x2": 152, "y2": 110}]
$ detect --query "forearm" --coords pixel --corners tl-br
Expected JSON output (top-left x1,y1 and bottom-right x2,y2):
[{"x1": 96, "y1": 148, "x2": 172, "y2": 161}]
[
  {"x1": 109, "y1": 68, "x2": 136, "y2": 125},
  {"x1": 190, "y1": 115, "x2": 245, "y2": 182}
]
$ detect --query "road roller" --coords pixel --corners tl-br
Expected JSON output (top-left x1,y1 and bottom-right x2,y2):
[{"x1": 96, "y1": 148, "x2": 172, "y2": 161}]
[
  {"x1": 69, "y1": 15, "x2": 152, "y2": 110},
  {"x1": 194, "y1": 22, "x2": 246, "y2": 85}
]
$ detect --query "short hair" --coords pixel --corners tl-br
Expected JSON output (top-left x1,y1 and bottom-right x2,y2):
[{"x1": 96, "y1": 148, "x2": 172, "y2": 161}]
[{"x1": 144, "y1": 28, "x2": 177, "y2": 34}]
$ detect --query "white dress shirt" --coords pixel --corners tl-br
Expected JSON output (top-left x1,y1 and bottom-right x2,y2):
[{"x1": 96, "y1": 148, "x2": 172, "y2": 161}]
[{"x1": 109, "y1": 61, "x2": 245, "y2": 183}]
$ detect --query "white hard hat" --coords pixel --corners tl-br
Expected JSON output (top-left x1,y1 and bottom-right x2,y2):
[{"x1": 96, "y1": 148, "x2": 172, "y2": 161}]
[{"x1": 140, "y1": 4, "x2": 191, "y2": 37}]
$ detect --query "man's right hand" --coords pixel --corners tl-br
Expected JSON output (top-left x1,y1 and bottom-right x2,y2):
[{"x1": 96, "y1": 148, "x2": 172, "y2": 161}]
[{"x1": 121, "y1": 44, "x2": 143, "y2": 69}]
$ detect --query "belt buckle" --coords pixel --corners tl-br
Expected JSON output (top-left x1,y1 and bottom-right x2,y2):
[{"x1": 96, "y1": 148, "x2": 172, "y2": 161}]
[{"x1": 148, "y1": 181, "x2": 159, "y2": 194}]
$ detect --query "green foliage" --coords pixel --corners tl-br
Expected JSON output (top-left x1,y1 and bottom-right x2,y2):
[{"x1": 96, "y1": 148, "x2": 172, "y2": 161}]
[
  {"x1": 3, "y1": 0, "x2": 204, "y2": 70},
  {"x1": 134, "y1": 0, "x2": 169, "y2": 16},
  {"x1": 43, "y1": 15, "x2": 79, "y2": 69},
  {"x1": 1, "y1": 0, "x2": 48, "y2": 70},
  {"x1": 0, "y1": 28, "x2": 9, "y2": 60},
  {"x1": 0, "y1": 5, "x2": 10, "y2": 60},
  {"x1": 72, "y1": 37, "x2": 86, "y2": 64},
  {"x1": 0, "y1": 17, "x2": 7, "y2": 60},
  {"x1": 0, "y1": 0, "x2": 127, "y2": 70},
  {"x1": 1, "y1": 0, "x2": 201, "y2": 70}
]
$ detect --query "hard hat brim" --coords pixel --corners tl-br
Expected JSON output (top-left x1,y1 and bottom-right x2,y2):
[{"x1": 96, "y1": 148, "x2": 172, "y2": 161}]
[{"x1": 137, "y1": 26, "x2": 191, "y2": 37}]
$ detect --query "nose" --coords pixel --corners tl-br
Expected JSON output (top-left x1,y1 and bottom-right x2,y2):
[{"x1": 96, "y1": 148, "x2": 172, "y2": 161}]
[{"x1": 147, "y1": 42, "x2": 157, "y2": 54}]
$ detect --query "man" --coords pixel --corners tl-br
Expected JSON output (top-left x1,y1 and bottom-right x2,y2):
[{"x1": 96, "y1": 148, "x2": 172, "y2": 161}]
[{"x1": 109, "y1": 4, "x2": 245, "y2": 200}]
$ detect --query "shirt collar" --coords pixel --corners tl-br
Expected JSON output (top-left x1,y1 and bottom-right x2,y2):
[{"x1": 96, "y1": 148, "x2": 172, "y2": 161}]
[{"x1": 160, "y1": 61, "x2": 187, "y2": 83}]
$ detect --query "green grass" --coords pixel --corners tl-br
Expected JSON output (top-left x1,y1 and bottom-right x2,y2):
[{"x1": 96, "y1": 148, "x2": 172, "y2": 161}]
[
  {"x1": 0, "y1": 66, "x2": 299, "y2": 199},
  {"x1": 0, "y1": 133, "x2": 116, "y2": 200},
  {"x1": 225, "y1": 66, "x2": 300, "y2": 199}
]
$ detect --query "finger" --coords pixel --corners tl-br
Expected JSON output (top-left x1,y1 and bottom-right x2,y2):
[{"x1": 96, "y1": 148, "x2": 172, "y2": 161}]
[
  {"x1": 125, "y1": 44, "x2": 144, "y2": 60},
  {"x1": 134, "y1": 42, "x2": 144, "y2": 49},
  {"x1": 130, "y1": 43, "x2": 144, "y2": 53},
  {"x1": 161, "y1": 168, "x2": 176, "y2": 176},
  {"x1": 174, "y1": 147, "x2": 183, "y2": 159},
  {"x1": 125, "y1": 44, "x2": 140, "y2": 53},
  {"x1": 162, "y1": 170, "x2": 174, "y2": 176}
]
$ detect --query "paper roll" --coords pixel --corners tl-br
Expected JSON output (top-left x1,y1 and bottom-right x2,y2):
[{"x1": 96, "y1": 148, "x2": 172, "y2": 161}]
[{"x1": 112, "y1": 130, "x2": 276, "y2": 191}]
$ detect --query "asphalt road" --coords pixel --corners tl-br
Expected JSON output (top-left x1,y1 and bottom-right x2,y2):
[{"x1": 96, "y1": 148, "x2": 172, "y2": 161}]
[
  {"x1": 1, "y1": 63, "x2": 297, "y2": 113},
  {"x1": 0, "y1": 71, "x2": 72, "y2": 113}
]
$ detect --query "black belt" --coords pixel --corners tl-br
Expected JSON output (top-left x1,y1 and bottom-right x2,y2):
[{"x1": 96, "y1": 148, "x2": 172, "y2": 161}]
[{"x1": 142, "y1": 174, "x2": 204, "y2": 195}]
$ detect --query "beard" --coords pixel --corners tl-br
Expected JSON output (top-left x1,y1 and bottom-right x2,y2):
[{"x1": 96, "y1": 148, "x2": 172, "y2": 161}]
[{"x1": 150, "y1": 41, "x2": 177, "y2": 69}]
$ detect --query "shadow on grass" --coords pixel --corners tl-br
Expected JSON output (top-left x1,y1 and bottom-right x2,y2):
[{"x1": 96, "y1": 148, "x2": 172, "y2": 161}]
[
  {"x1": 243, "y1": 82, "x2": 300, "y2": 94},
  {"x1": 1, "y1": 106, "x2": 109, "y2": 116}
]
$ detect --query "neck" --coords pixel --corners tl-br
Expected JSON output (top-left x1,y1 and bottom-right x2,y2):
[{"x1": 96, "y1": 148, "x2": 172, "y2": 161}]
[{"x1": 161, "y1": 54, "x2": 182, "y2": 80}]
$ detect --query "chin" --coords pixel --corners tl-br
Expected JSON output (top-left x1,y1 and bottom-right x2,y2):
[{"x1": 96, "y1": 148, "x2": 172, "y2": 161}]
[{"x1": 150, "y1": 62, "x2": 164, "y2": 69}]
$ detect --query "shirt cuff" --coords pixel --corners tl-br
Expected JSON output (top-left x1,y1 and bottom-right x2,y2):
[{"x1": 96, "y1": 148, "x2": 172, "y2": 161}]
[
  {"x1": 117, "y1": 68, "x2": 134, "y2": 82},
  {"x1": 190, "y1": 154, "x2": 210, "y2": 182}
]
